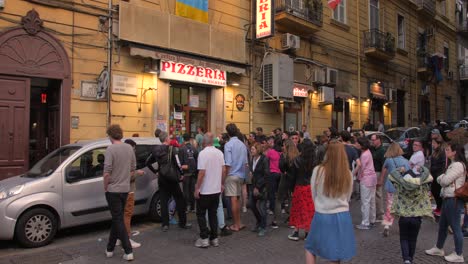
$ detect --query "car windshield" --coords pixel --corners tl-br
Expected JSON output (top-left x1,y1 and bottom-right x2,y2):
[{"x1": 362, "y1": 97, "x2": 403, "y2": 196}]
[
  {"x1": 386, "y1": 130, "x2": 404, "y2": 140},
  {"x1": 25, "y1": 146, "x2": 81, "y2": 177}
]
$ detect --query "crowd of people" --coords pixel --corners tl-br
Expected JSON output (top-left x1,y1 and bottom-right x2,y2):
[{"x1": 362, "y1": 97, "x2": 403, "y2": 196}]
[{"x1": 101, "y1": 121, "x2": 467, "y2": 264}]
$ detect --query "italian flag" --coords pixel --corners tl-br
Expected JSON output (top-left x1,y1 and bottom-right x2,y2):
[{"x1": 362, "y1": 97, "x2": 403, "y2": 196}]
[{"x1": 328, "y1": 0, "x2": 341, "y2": 10}]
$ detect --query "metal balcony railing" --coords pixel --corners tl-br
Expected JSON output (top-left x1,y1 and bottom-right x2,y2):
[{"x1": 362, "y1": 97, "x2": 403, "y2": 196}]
[
  {"x1": 363, "y1": 29, "x2": 395, "y2": 54},
  {"x1": 458, "y1": 20, "x2": 468, "y2": 33},
  {"x1": 460, "y1": 65, "x2": 468, "y2": 79},
  {"x1": 275, "y1": 0, "x2": 323, "y2": 26},
  {"x1": 415, "y1": 0, "x2": 436, "y2": 15},
  {"x1": 417, "y1": 53, "x2": 430, "y2": 68}
]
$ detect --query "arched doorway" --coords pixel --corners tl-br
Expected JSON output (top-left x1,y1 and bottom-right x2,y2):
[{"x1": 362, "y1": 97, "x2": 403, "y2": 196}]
[{"x1": 0, "y1": 10, "x2": 71, "y2": 179}]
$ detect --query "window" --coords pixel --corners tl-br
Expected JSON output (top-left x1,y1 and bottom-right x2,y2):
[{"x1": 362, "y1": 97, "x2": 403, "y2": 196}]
[
  {"x1": 397, "y1": 14, "x2": 405, "y2": 49},
  {"x1": 445, "y1": 97, "x2": 452, "y2": 121},
  {"x1": 444, "y1": 42, "x2": 449, "y2": 72},
  {"x1": 333, "y1": 0, "x2": 346, "y2": 24},
  {"x1": 440, "y1": 0, "x2": 446, "y2": 17},
  {"x1": 66, "y1": 148, "x2": 107, "y2": 183},
  {"x1": 369, "y1": 0, "x2": 380, "y2": 30}
]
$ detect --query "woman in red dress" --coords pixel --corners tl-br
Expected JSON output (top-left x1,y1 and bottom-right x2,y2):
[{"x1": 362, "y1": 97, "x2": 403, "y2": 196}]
[{"x1": 287, "y1": 140, "x2": 317, "y2": 241}]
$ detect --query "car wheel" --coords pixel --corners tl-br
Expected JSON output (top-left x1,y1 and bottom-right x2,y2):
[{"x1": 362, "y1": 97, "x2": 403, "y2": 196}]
[
  {"x1": 149, "y1": 192, "x2": 162, "y2": 222},
  {"x1": 15, "y1": 208, "x2": 58, "y2": 248}
]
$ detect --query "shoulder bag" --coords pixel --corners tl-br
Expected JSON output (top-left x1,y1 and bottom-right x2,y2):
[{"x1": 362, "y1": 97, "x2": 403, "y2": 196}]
[{"x1": 158, "y1": 146, "x2": 180, "y2": 183}]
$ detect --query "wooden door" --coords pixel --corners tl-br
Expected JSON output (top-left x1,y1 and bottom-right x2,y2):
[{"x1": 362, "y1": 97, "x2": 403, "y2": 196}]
[{"x1": 0, "y1": 77, "x2": 30, "y2": 179}]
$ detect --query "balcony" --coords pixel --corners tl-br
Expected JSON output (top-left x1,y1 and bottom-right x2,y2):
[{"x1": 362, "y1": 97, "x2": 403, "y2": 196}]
[
  {"x1": 417, "y1": 52, "x2": 432, "y2": 76},
  {"x1": 460, "y1": 65, "x2": 468, "y2": 80},
  {"x1": 363, "y1": 29, "x2": 395, "y2": 61},
  {"x1": 415, "y1": 0, "x2": 436, "y2": 17},
  {"x1": 275, "y1": 0, "x2": 323, "y2": 36},
  {"x1": 458, "y1": 20, "x2": 468, "y2": 37}
]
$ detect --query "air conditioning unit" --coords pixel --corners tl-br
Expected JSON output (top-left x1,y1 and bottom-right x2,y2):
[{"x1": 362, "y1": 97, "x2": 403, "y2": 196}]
[
  {"x1": 281, "y1": 33, "x2": 300, "y2": 50},
  {"x1": 326, "y1": 68, "x2": 338, "y2": 86},
  {"x1": 318, "y1": 86, "x2": 335, "y2": 105},
  {"x1": 312, "y1": 69, "x2": 326, "y2": 84},
  {"x1": 447, "y1": 70, "x2": 454, "y2": 79},
  {"x1": 261, "y1": 53, "x2": 294, "y2": 101},
  {"x1": 426, "y1": 27, "x2": 434, "y2": 37},
  {"x1": 387, "y1": 88, "x2": 397, "y2": 102}
]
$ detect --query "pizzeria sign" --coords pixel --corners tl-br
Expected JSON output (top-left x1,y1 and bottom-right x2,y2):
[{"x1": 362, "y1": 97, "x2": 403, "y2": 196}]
[{"x1": 159, "y1": 60, "x2": 226, "y2": 87}]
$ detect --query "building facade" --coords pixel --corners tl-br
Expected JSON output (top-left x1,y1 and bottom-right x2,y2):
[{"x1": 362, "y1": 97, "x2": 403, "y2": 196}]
[{"x1": 0, "y1": 0, "x2": 462, "y2": 178}]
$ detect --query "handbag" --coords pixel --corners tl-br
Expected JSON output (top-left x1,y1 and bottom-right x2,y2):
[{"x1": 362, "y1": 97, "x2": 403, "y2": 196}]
[
  {"x1": 454, "y1": 164, "x2": 468, "y2": 201},
  {"x1": 158, "y1": 146, "x2": 180, "y2": 183}
]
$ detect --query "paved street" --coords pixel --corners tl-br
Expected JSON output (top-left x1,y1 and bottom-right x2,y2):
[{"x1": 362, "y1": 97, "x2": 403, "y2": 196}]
[{"x1": 0, "y1": 200, "x2": 467, "y2": 264}]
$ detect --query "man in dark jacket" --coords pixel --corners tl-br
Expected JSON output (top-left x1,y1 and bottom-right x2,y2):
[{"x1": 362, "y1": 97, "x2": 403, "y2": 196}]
[
  {"x1": 146, "y1": 131, "x2": 191, "y2": 231},
  {"x1": 179, "y1": 133, "x2": 199, "y2": 212}
]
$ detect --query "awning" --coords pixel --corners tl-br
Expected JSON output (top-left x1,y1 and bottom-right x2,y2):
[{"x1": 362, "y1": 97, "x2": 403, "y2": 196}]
[
  {"x1": 335, "y1": 91, "x2": 353, "y2": 100},
  {"x1": 129, "y1": 45, "x2": 246, "y2": 74}
]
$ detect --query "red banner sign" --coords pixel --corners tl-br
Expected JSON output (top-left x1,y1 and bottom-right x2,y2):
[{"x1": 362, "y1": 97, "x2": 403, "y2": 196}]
[{"x1": 256, "y1": 0, "x2": 274, "y2": 39}]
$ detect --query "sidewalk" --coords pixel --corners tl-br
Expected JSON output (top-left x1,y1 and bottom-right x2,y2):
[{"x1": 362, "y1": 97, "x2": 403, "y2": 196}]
[{"x1": 0, "y1": 201, "x2": 466, "y2": 264}]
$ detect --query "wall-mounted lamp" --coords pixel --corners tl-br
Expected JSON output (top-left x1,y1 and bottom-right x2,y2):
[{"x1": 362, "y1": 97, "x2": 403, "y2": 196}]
[
  {"x1": 366, "y1": 98, "x2": 371, "y2": 102},
  {"x1": 231, "y1": 82, "x2": 240, "y2": 87},
  {"x1": 138, "y1": 87, "x2": 157, "y2": 112},
  {"x1": 143, "y1": 59, "x2": 159, "y2": 74}
]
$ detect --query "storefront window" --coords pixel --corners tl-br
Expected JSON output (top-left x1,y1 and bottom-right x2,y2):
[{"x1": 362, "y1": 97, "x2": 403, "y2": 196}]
[{"x1": 189, "y1": 87, "x2": 208, "y2": 108}]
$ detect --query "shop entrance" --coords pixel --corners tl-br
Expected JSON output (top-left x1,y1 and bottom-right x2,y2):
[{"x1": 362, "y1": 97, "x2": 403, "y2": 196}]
[
  {"x1": 284, "y1": 100, "x2": 303, "y2": 132},
  {"x1": 170, "y1": 84, "x2": 210, "y2": 139},
  {"x1": 29, "y1": 78, "x2": 61, "y2": 167}
]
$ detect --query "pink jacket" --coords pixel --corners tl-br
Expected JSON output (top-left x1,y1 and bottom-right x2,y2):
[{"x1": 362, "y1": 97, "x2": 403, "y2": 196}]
[{"x1": 359, "y1": 149, "x2": 377, "y2": 187}]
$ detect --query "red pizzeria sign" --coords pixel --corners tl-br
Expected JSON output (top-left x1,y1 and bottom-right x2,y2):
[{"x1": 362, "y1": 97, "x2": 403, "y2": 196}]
[
  {"x1": 159, "y1": 60, "x2": 227, "y2": 87},
  {"x1": 293, "y1": 83, "x2": 312, "y2": 97},
  {"x1": 256, "y1": 0, "x2": 274, "y2": 39}
]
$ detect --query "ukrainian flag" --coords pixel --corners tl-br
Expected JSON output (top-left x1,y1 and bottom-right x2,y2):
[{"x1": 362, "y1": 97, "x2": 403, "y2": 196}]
[{"x1": 175, "y1": 0, "x2": 208, "y2": 23}]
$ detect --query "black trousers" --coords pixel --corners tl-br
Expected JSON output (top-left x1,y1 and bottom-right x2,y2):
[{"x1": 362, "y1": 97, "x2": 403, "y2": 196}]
[
  {"x1": 105, "y1": 192, "x2": 132, "y2": 254},
  {"x1": 196, "y1": 193, "x2": 220, "y2": 240},
  {"x1": 183, "y1": 175, "x2": 196, "y2": 210},
  {"x1": 399, "y1": 216, "x2": 422, "y2": 262},
  {"x1": 431, "y1": 180, "x2": 443, "y2": 210},
  {"x1": 159, "y1": 181, "x2": 187, "y2": 227}
]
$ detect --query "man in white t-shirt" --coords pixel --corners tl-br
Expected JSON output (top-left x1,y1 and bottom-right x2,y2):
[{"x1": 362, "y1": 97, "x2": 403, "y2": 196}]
[
  {"x1": 409, "y1": 139, "x2": 425, "y2": 175},
  {"x1": 194, "y1": 132, "x2": 226, "y2": 248}
]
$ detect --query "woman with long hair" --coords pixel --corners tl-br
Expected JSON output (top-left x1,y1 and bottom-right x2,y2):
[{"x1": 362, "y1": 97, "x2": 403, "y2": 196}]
[
  {"x1": 305, "y1": 140, "x2": 355, "y2": 263},
  {"x1": 426, "y1": 143, "x2": 467, "y2": 263},
  {"x1": 249, "y1": 143, "x2": 270, "y2": 237},
  {"x1": 430, "y1": 139, "x2": 447, "y2": 217},
  {"x1": 354, "y1": 137, "x2": 377, "y2": 230},
  {"x1": 287, "y1": 141, "x2": 317, "y2": 241},
  {"x1": 278, "y1": 139, "x2": 300, "y2": 220},
  {"x1": 378, "y1": 142, "x2": 410, "y2": 237}
]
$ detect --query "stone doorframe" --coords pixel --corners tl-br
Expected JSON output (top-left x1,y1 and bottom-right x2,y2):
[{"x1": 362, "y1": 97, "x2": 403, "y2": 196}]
[{"x1": 0, "y1": 9, "x2": 71, "y2": 145}]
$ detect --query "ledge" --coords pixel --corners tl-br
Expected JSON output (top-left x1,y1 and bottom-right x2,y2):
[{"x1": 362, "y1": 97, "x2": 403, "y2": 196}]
[
  {"x1": 397, "y1": 48, "x2": 409, "y2": 56},
  {"x1": 330, "y1": 19, "x2": 350, "y2": 31}
]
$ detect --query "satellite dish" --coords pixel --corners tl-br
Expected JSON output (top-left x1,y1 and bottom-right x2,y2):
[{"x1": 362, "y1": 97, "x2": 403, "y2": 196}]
[{"x1": 97, "y1": 68, "x2": 109, "y2": 100}]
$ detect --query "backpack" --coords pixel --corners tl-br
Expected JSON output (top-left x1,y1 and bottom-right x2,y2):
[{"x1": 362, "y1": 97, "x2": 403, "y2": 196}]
[
  {"x1": 158, "y1": 146, "x2": 181, "y2": 183},
  {"x1": 183, "y1": 143, "x2": 198, "y2": 174}
]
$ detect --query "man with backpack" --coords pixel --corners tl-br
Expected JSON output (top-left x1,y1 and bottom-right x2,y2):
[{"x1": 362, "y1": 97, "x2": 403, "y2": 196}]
[
  {"x1": 180, "y1": 133, "x2": 199, "y2": 213},
  {"x1": 146, "y1": 131, "x2": 191, "y2": 232}
]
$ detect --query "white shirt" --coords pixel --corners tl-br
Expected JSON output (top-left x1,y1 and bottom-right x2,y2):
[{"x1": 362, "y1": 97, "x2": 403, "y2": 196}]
[
  {"x1": 409, "y1": 150, "x2": 425, "y2": 175},
  {"x1": 197, "y1": 146, "x2": 225, "y2": 195},
  {"x1": 311, "y1": 166, "x2": 353, "y2": 214}
]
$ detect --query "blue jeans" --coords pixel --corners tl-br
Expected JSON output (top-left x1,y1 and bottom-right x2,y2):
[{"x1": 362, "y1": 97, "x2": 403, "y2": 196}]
[
  {"x1": 437, "y1": 198, "x2": 464, "y2": 255},
  {"x1": 105, "y1": 192, "x2": 132, "y2": 254},
  {"x1": 399, "y1": 216, "x2": 421, "y2": 262}
]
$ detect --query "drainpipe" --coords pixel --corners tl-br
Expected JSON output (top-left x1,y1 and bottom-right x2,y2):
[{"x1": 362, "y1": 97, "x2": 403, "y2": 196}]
[
  {"x1": 357, "y1": 0, "x2": 362, "y2": 127},
  {"x1": 248, "y1": 1, "x2": 255, "y2": 132},
  {"x1": 106, "y1": 0, "x2": 113, "y2": 127}
]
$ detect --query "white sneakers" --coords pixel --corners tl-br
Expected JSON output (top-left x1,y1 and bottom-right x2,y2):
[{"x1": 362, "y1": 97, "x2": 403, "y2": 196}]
[
  {"x1": 425, "y1": 247, "x2": 445, "y2": 256},
  {"x1": 444, "y1": 252, "x2": 465, "y2": 263},
  {"x1": 116, "y1": 239, "x2": 141, "y2": 248},
  {"x1": 123, "y1": 253, "x2": 134, "y2": 261},
  {"x1": 210, "y1": 238, "x2": 219, "y2": 247},
  {"x1": 426, "y1": 247, "x2": 464, "y2": 263},
  {"x1": 195, "y1": 238, "x2": 209, "y2": 248},
  {"x1": 105, "y1": 250, "x2": 113, "y2": 258}
]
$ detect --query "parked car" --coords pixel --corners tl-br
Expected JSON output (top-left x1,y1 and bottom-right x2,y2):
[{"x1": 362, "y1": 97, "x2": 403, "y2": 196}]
[
  {"x1": 454, "y1": 120, "x2": 468, "y2": 129},
  {"x1": 385, "y1": 127, "x2": 422, "y2": 158},
  {"x1": 364, "y1": 131, "x2": 394, "y2": 151},
  {"x1": 0, "y1": 138, "x2": 162, "y2": 248}
]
